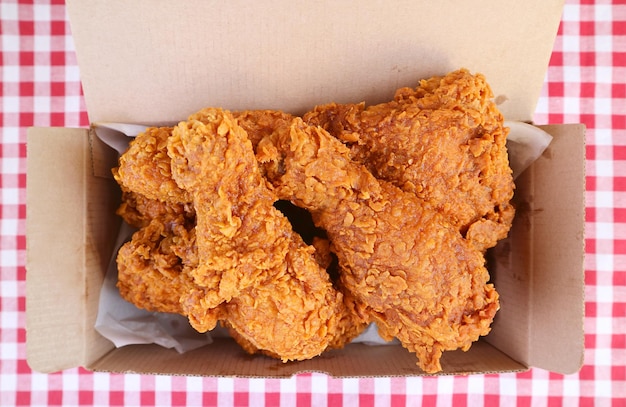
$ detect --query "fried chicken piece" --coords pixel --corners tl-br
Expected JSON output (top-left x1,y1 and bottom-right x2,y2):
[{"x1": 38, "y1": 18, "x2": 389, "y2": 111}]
[
  {"x1": 256, "y1": 118, "x2": 499, "y2": 373},
  {"x1": 112, "y1": 125, "x2": 195, "y2": 229},
  {"x1": 113, "y1": 126, "x2": 220, "y2": 332},
  {"x1": 167, "y1": 107, "x2": 366, "y2": 361},
  {"x1": 115, "y1": 190, "x2": 193, "y2": 229},
  {"x1": 112, "y1": 109, "x2": 365, "y2": 358},
  {"x1": 115, "y1": 189, "x2": 363, "y2": 356},
  {"x1": 115, "y1": 126, "x2": 192, "y2": 204},
  {"x1": 303, "y1": 69, "x2": 514, "y2": 250},
  {"x1": 232, "y1": 110, "x2": 295, "y2": 148},
  {"x1": 116, "y1": 217, "x2": 192, "y2": 314},
  {"x1": 116, "y1": 214, "x2": 223, "y2": 332}
]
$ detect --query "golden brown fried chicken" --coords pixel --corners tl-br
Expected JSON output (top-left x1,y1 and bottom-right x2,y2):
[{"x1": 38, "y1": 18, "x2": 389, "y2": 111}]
[
  {"x1": 113, "y1": 109, "x2": 366, "y2": 359},
  {"x1": 167, "y1": 107, "x2": 366, "y2": 361},
  {"x1": 256, "y1": 118, "x2": 499, "y2": 373},
  {"x1": 232, "y1": 109, "x2": 295, "y2": 148},
  {"x1": 116, "y1": 214, "x2": 223, "y2": 332},
  {"x1": 115, "y1": 190, "x2": 193, "y2": 229},
  {"x1": 114, "y1": 126, "x2": 192, "y2": 204},
  {"x1": 113, "y1": 126, "x2": 218, "y2": 331},
  {"x1": 116, "y1": 217, "x2": 193, "y2": 315},
  {"x1": 303, "y1": 69, "x2": 514, "y2": 250}
]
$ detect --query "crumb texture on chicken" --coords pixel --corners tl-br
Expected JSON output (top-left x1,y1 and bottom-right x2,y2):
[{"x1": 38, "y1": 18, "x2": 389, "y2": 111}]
[
  {"x1": 256, "y1": 118, "x2": 500, "y2": 373},
  {"x1": 114, "y1": 109, "x2": 366, "y2": 362},
  {"x1": 304, "y1": 69, "x2": 515, "y2": 251},
  {"x1": 111, "y1": 69, "x2": 513, "y2": 373}
]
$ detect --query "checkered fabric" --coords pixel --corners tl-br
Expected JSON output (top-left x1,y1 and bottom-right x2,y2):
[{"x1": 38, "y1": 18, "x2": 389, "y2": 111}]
[{"x1": 1, "y1": 0, "x2": 624, "y2": 405}]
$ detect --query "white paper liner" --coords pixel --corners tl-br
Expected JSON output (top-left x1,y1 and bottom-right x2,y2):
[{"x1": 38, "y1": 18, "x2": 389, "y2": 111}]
[
  {"x1": 505, "y1": 121, "x2": 553, "y2": 180},
  {"x1": 94, "y1": 120, "x2": 552, "y2": 352}
]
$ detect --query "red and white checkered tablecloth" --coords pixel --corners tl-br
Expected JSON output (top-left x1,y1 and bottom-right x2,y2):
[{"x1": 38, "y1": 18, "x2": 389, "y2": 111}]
[{"x1": 1, "y1": 0, "x2": 624, "y2": 405}]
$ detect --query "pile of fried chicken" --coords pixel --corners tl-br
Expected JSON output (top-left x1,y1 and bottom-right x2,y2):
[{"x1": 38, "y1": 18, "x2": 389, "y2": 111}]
[{"x1": 112, "y1": 69, "x2": 514, "y2": 374}]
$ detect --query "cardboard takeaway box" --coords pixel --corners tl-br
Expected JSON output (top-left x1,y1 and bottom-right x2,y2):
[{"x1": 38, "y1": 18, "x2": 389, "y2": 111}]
[{"x1": 26, "y1": 0, "x2": 585, "y2": 377}]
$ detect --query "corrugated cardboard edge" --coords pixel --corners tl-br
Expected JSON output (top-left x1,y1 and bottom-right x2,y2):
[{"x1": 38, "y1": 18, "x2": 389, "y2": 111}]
[
  {"x1": 87, "y1": 339, "x2": 526, "y2": 379},
  {"x1": 26, "y1": 127, "x2": 120, "y2": 373}
]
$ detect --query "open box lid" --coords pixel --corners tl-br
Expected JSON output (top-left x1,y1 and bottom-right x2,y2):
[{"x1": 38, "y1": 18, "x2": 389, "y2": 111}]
[{"x1": 65, "y1": 0, "x2": 565, "y2": 124}]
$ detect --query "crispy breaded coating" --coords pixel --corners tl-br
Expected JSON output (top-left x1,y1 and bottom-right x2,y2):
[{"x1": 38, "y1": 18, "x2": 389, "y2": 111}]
[
  {"x1": 167, "y1": 108, "x2": 366, "y2": 360},
  {"x1": 256, "y1": 118, "x2": 499, "y2": 373},
  {"x1": 232, "y1": 109, "x2": 295, "y2": 148},
  {"x1": 115, "y1": 126, "x2": 192, "y2": 204},
  {"x1": 115, "y1": 190, "x2": 193, "y2": 229},
  {"x1": 112, "y1": 69, "x2": 514, "y2": 372},
  {"x1": 116, "y1": 214, "x2": 221, "y2": 328},
  {"x1": 304, "y1": 69, "x2": 514, "y2": 250}
]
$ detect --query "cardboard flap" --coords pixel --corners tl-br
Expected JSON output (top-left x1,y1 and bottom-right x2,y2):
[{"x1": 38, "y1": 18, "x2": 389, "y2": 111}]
[
  {"x1": 486, "y1": 124, "x2": 585, "y2": 374},
  {"x1": 66, "y1": 0, "x2": 564, "y2": 124},
  {"x1": 26, "y1": 127, "x2": 120, "y2": 373},
  {"x1": 527, "y1": 124, "x2": 586, "y2": 374},
  {"x1": 89, "y1": 339, "x2": 525, "y2": 378},
  {"x1": 26, "y1": 127, "x2": 90, "y2": 372}
]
